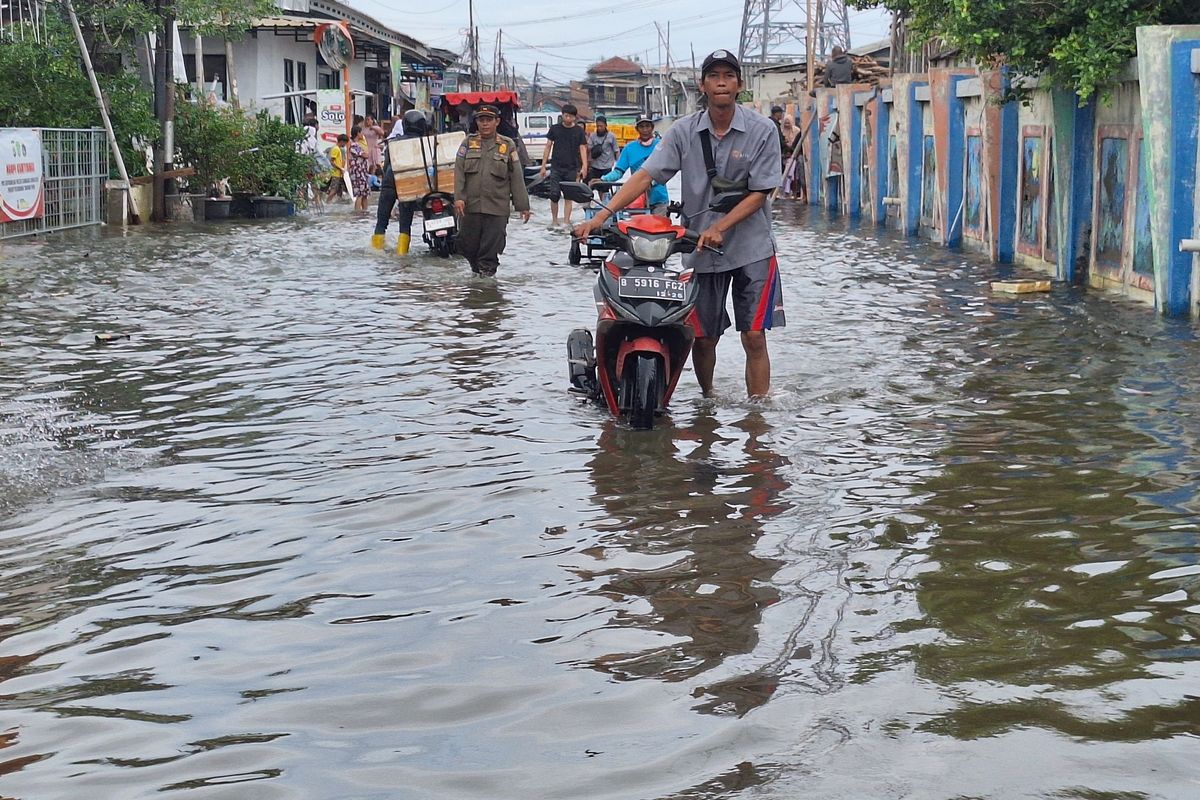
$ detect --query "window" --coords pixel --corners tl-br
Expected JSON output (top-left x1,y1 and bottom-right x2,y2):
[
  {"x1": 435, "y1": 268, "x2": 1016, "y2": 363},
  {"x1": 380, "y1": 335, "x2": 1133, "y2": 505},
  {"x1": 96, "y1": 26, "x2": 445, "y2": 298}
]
[
  {"x1": 319, "y1": 69, "x2": 340, "y2": 89},
  {"x1": 183, "y1": 54, "x2": 228, "y2": 101}
]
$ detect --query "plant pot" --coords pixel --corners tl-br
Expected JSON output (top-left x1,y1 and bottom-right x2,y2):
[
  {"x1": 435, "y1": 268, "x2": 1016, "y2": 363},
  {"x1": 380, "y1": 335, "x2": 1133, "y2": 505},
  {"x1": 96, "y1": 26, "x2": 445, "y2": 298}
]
[
  {"x1": 251, "y1": 196, "x2": 295, "y2": 218},
  {"x1": 204, "y1": 197, "x2": 232, "y2": 220},
  {"x1": 229, "y1": 192, "x2": 254, "y2": 219},
  {"x1": 188, "y1": 193, "x2": 207, "y2": 222},
  {"x1": 164, "y1": 193, "x2": 190, "y2": 222}
]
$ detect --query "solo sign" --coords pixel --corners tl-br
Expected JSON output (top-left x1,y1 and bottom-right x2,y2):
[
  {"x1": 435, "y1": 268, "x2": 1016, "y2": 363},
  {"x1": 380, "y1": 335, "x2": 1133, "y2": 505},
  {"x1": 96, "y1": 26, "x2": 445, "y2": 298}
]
[
  {"x1": 316, "y1": 89, "x2": 347, "y2": 146},
  {"x1": 0, "y1": 128, "x2": 44, "y2": 223}
]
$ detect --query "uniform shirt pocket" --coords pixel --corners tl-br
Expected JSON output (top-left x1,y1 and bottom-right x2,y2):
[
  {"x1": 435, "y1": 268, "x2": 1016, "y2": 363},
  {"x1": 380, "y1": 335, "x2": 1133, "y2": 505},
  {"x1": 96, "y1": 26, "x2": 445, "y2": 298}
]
[
  {"x1": 464, "y1": 154, "x2": 483, "y2": 173},
  {"x1": 488, "y1": 153, "x2": 508, "y2": 179}
]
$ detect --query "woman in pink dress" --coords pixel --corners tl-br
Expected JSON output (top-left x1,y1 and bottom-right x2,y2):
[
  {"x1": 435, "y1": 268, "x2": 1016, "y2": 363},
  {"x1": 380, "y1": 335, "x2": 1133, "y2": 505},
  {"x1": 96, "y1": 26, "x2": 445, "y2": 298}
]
[
  {"x1": 362, "y1": 114, "x2": 386, "y2": 172},
  {"x1": 347, "y1": 125, "x2": 371, "y2": 211}
]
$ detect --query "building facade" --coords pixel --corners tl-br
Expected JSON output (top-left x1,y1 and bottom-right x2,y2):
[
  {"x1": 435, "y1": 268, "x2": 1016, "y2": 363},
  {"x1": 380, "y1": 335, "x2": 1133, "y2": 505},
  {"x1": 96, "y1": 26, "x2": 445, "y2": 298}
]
[{"x1": 180, "y1": 0, "x2": 451, "y2": 123}]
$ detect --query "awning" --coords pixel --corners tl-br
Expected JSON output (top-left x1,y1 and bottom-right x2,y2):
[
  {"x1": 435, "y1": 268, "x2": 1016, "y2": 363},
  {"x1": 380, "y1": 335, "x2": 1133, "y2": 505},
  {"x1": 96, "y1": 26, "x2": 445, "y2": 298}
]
[
  {"x1": 248, "y1": 14, "x2": 445, "y2": 66},
  {"x1": 442, "y1": 91, "x2": 522, "y2": 109}
]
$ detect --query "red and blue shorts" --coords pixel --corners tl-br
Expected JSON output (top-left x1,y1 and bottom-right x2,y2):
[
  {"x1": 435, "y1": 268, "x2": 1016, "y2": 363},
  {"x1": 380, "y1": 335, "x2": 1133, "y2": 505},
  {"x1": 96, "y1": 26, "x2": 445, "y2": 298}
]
[{"x1": 690, "y1": 255, "x2": 785, "y2": 338}]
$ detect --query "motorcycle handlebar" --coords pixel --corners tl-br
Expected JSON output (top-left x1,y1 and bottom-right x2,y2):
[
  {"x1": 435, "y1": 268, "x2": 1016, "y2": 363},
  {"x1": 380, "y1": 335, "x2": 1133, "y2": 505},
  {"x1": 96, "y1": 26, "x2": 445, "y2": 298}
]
[
  {"x1": 573, "y1": 221, "x2": 723, "y2": 257},
  {"x1": 683, "y1": 228, "x2": 724, "y2": 256}
]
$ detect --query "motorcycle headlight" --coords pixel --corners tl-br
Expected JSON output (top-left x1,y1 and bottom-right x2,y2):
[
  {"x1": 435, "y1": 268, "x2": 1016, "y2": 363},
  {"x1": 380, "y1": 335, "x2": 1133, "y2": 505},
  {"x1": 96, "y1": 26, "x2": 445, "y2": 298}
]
[{"x1": 628, "y1": 233, "x2": 673, "y2": 263}]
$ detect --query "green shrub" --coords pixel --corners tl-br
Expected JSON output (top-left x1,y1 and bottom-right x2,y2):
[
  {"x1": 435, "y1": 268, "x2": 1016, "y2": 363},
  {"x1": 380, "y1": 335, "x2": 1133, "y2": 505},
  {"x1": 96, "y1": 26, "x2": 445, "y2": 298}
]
[
  {"x1": 173, "y1": 93, "x2": 248, "y2": 193},
  {"x1": 227, "y1": 112, "x2": 309, "y2": 199}
]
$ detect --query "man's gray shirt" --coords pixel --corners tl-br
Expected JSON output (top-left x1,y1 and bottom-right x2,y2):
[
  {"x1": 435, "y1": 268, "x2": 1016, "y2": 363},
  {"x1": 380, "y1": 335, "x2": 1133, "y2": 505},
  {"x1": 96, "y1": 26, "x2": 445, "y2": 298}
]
[
  {"x1": 588, "y1": 131, "x2": 618, "y2": 171},
  {"x1": 641, "y1": 105, "x2": 781, "y2": 273}
]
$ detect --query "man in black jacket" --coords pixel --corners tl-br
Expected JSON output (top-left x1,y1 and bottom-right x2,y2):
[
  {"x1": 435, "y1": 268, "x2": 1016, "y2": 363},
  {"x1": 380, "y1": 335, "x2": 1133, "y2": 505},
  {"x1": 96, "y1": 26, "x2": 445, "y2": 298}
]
[
  {"x1": 371, "y1": 109, "x2": 428, "y2": 255},
  {"x1": 823, "y1": 47, "x2": 854, "y2": 87}
]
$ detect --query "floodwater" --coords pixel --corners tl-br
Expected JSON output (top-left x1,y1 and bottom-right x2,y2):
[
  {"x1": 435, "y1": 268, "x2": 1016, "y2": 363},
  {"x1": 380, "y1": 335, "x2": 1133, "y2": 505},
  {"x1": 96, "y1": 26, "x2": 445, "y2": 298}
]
[{"x1": 1, "y1": 204, "x2": 1199, "y2": 800}]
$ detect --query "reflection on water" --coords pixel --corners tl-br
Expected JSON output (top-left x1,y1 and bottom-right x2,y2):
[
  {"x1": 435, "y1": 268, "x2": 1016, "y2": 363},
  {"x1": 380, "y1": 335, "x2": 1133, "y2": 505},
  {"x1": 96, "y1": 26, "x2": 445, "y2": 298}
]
[
  {"x1": 909, "y1": 300, "x2": 1200, "y2": 745},
  {"x1": 580, "y1": 414, "x2": 786, "y2": 716},
  {"x1": 0, "y1": 208, "x2": 1198, "y2": 798}
]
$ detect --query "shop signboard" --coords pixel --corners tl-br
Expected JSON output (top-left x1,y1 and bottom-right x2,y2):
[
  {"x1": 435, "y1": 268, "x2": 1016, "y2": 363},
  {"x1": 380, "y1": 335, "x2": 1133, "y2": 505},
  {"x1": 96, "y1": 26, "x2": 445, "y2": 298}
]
[{"x1": 316, "y1": 89, "x2": 346, "y2": 146}]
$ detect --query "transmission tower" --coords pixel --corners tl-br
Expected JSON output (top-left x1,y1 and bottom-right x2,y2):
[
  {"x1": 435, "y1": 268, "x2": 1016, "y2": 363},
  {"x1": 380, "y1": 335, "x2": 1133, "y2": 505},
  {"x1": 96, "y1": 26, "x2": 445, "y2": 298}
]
[{"x1": 738, "y1": 0, "x2": 852, "y2": 70}]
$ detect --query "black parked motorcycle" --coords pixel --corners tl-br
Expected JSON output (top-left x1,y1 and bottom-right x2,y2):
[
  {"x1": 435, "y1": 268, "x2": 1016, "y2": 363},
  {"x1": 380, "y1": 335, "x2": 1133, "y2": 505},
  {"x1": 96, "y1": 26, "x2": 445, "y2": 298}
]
[{"x1": 420, "y1": 191, "x2": 457, "y2": 257}]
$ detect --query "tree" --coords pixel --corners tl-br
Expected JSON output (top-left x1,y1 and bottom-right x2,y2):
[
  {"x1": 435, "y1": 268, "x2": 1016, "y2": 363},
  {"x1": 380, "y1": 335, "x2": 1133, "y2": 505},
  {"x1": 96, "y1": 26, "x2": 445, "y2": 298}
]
[
  {"x1": 176, "y1": 0, "x2": 278, "y2": 107},
  {"x1": 0, "y1": 15, "x2": 157, "y2": 176},
  {"x1": 852, "y1": 0, "x2": 1200, "y2": 101}
]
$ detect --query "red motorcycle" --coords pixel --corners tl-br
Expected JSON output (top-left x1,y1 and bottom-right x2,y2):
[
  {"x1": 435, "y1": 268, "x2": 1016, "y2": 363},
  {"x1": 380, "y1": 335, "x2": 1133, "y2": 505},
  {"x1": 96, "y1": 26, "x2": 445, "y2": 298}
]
[{"x1": 563, "y1": 182, "x2": 717, "y2": 429}]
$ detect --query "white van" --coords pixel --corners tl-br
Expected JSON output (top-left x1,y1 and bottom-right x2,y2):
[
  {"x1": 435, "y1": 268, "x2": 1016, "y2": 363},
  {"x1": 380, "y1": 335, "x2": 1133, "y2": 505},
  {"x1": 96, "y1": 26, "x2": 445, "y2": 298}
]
[{"x1": 517, "y1": 112, "x2": 554, "y2": 163}]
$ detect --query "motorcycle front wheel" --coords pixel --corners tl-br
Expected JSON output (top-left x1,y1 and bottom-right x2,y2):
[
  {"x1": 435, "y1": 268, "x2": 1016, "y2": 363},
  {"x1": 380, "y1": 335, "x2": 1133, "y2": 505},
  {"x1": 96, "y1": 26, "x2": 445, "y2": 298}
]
[{"x1": 626, "y1": 353, "x2": 662, "y2": 430}]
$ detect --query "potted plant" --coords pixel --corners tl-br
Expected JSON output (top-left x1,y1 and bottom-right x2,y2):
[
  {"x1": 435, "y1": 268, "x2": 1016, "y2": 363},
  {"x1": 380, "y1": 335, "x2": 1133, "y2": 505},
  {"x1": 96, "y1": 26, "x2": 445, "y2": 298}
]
[
  {"x1": 173, "y1": 91, "x2": 245, "y2": 220},
  {"x1": 227, "y1": 111, "x2": 309, "y2": 217}
]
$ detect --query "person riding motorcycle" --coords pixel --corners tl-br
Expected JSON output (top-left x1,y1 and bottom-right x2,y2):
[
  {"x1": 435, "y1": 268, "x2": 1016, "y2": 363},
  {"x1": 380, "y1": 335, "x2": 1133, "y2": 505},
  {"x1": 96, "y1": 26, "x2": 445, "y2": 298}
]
[
  {"x1": 371, "y1": 108, "x2": 430, "y2": 255},
  {"x1": 594, "y1": 115, "x2": 669, "y2": 215}
]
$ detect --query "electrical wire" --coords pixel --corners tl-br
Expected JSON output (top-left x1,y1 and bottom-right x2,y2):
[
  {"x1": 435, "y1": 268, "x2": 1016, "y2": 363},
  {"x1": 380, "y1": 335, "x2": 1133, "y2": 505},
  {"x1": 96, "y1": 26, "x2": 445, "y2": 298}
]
[{"x1": 349, "y1": 0, "x2": 467, "y2": 16}]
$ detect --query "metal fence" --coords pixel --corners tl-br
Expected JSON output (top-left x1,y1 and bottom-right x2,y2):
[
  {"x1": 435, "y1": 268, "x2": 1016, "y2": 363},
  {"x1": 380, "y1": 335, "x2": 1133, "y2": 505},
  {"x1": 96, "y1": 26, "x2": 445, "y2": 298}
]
[{"x1": 0, "y1": 128, "x2": 109, "y2": 240}]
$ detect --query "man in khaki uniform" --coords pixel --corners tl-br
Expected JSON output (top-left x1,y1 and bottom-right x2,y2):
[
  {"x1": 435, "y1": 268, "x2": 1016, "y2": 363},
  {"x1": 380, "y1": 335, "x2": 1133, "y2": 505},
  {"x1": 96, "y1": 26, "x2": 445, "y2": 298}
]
[{"x1": 453, "y1": 104, "x2": 531, "y2": 276}]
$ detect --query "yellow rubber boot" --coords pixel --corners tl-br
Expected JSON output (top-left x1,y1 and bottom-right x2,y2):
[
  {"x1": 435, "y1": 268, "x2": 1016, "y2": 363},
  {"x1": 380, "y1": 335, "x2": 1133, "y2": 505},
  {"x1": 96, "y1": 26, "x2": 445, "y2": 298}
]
[
  {"x1": 370, "y1": 233, "x2": 385, "y2": 250},
  {"x1": 396, "y1": 233, "x2": 411, "y2": 255}
]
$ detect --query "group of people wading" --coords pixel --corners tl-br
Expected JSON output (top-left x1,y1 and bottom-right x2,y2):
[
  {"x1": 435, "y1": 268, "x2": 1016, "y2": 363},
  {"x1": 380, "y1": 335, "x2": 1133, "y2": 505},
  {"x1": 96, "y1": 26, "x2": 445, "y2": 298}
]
[{"x1": 369, "y1": 50, "x2": 789, "y2": 401}]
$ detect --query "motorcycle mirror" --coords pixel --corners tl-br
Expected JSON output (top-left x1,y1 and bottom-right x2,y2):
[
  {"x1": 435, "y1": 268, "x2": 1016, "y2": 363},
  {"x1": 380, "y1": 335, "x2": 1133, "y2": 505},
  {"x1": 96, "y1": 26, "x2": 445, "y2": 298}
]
[
  {"x1": 525, "y1": 175, "x2": 555, "y2": 199},
  {"x1": 558, "y1": 181, "x2": 594, "y2": 204}
]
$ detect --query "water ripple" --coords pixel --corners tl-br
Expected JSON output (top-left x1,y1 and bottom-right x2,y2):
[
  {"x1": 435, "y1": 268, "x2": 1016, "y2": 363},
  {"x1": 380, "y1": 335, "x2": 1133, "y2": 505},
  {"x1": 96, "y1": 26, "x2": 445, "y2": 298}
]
[{"x1": 0, "y1": 208, "x2": 1197, "y2": 798}]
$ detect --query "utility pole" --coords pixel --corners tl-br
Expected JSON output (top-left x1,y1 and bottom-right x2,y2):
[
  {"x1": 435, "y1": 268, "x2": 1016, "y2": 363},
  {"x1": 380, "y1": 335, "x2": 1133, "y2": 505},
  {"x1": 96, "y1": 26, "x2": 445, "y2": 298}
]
[
  {"x1": 473, "y1": 26, "x2": 480, "y2": 90},
  {"x1": 806, "y1": 0, "x2": 814, "y2": 91},
  {"x1": 530, "y1": 62, "x2": 539, "y2": 108},
  {"x1": 816, "y1": 0, "x2": 825, "y2": 58},
  {"x1": 761, "y1": 0, "x2": 769, "y2": 67},
  {"x1": 152, "y1": 0, "x2": 177, "y2": 222},
  {"x1": 666, "y1": 22, "x2": 672, "y2": 115},
  {"x1": 492, "y1": 30, "x2": 503, "y2": 90},
  {"x1": 467, "y1": 0, "x2": 478, "y2": 90},
  {"x1": 657, "y1": 22, "x2": 667, "y2": 117}
]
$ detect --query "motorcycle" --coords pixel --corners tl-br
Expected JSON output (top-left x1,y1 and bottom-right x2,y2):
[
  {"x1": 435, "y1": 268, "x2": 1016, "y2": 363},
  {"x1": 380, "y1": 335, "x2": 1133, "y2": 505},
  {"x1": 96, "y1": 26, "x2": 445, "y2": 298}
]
[
  {"x1": 420, "y1": 191, "x2": 457, "y2": 257},
  {"x1": 561, "y1": 181, "x2": 719, "y2": 429}
]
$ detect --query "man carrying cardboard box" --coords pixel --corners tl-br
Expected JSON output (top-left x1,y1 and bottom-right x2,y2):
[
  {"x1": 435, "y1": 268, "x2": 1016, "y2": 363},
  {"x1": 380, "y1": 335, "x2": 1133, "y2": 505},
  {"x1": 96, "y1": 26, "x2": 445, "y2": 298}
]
[{"x1": 371, "y1": 109, "x2": 429, "y2": 254}]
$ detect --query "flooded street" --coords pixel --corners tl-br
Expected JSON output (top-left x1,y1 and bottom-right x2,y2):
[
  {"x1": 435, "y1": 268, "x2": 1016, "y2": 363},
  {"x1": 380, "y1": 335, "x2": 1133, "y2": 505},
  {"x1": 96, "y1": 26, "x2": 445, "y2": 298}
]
[{"x1": 2, "y1": 205, "x2": 1199, "y2": 799}]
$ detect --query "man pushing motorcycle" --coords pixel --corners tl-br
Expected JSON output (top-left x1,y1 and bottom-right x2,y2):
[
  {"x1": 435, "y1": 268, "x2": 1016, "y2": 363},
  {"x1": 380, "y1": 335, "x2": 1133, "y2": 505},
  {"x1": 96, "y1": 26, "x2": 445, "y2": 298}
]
[{"x1": 573, "y1": 49, "x2": 785, "y2": 400}]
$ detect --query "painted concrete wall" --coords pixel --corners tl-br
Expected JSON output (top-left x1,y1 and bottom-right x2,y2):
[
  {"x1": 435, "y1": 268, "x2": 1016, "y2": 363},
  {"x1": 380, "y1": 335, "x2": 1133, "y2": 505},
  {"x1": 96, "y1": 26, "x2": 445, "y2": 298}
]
[
  {"x1": 1083, "y1": 79, "x2": 1149, "y2": 301},
  {"x1": 802, "y1": 26, "x2": 1200, "y2": 319},
  {"x1": 1137, "y1": 25, "x2": 1200, "y2": 317}
]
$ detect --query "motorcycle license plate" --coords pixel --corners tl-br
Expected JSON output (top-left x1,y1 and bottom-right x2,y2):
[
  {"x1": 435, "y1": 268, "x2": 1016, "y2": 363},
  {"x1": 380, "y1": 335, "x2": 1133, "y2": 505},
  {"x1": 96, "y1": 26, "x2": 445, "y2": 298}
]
[
  {"x1": 423, "y1": 215, "x2": 455, "y2": 232},
  {"x1": 619, "y1": 275, "x2": 685, "y2": 301}
]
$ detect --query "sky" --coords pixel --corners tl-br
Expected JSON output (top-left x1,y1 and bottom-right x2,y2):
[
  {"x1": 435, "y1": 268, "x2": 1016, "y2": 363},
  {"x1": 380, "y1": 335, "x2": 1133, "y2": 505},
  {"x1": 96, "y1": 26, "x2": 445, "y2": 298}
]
[{"x1": 342, "y1": 0, "x2": 893, "y2": 85}]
